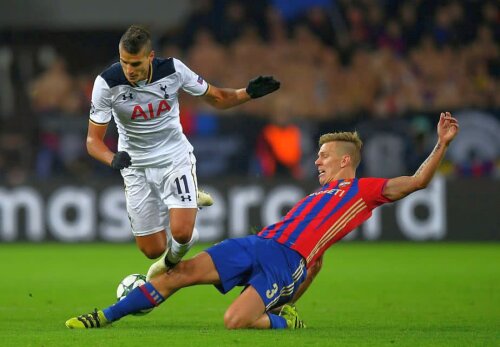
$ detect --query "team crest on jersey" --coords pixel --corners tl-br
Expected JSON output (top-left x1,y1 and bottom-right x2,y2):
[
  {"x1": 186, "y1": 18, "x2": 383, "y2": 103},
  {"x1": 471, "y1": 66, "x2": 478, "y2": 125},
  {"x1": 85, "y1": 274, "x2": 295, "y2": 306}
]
[
  {"x1": 159, "y1": 84, "x2": 169, "y2": 99},
  {"x1": 339, "y1": 181, "x2": 351, "y2": 188}
]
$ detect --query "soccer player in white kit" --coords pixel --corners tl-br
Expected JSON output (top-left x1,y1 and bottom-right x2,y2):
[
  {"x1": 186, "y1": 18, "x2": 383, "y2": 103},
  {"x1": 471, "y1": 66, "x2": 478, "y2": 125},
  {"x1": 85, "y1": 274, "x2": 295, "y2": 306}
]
[{"x1": 86, "y1": 25, "x2": 280, "y2": 279}]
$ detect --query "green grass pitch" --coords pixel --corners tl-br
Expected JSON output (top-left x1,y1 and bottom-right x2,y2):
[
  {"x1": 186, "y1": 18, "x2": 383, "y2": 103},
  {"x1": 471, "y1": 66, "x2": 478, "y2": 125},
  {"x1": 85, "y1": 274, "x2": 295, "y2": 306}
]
[{"x1": 0, "y1": 242, "x2": 498, "y2": 346}]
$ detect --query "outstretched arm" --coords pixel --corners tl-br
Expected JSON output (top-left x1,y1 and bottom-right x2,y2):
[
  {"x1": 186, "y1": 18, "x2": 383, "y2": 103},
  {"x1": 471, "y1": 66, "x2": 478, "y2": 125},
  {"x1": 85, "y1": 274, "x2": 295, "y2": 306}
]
[
  {"x1": 201, "y1": 85, "x2": 251, "y2": 109},
  {"x1": 383, "y1": 112, "x2": 459, "y2": 201},
  {"x1": 201, "y1": 76, "x2": 280, "y2": 109}
]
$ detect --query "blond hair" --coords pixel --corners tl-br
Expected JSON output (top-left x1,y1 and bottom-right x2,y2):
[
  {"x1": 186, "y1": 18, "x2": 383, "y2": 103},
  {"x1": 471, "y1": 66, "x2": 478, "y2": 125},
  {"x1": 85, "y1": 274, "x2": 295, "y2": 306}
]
[{"x1": 319, "y1": 131, "x2": 363, "y2": 168}]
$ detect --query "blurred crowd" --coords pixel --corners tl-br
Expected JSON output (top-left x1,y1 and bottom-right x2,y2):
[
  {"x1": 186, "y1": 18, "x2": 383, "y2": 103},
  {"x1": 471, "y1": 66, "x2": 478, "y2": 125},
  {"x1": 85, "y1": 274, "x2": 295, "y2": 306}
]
[
  {"x1": 0, "y1": 0, "x2": 499, "y2": 185},
  {"x1": 169, "y1": 0, "x2": 499, "y2": 118}
]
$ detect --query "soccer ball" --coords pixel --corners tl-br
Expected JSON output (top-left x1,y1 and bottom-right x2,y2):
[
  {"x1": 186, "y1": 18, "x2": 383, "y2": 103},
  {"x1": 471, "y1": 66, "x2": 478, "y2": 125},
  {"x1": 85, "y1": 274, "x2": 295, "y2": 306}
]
[{"x1": 116, "y1": 273, "x2": 153, "y2": 316}]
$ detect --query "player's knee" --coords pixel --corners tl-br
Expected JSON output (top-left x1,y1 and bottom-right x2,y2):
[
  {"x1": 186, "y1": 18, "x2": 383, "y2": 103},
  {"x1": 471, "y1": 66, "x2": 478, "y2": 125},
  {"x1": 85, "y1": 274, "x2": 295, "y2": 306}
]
[
  {"x1": 139, "y1": 245, "x2": 166, "y2": 259},
  {"x1": 223, "y1": 313, "x2": 245, "y2": 330},
  {"x1": 223, "y1": 310, "x2": 252, "y2": 330},
  {"x1": 171, "y1": 228, "x2": 193, "y2": 244}
]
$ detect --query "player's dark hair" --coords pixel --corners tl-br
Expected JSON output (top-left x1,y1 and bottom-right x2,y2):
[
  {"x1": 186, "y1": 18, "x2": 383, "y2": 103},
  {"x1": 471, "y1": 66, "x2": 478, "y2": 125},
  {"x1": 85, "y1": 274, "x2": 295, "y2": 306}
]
[{"x1": 120, "y1": 25, "x2": 152, "y2": 54}]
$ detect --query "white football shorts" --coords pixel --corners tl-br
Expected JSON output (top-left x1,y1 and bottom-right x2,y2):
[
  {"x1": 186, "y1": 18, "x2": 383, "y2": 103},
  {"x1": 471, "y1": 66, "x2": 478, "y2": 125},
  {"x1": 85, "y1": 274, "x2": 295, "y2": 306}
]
[{"x1": 121, "y1": 153, "x2": 199, "y2": 237}]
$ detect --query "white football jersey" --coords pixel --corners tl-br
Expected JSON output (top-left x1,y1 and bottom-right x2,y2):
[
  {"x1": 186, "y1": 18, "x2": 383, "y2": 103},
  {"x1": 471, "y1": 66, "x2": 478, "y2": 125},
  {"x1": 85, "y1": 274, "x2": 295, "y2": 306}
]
[{"x1": 90, "y1": 57, "x2": 208, "y2": 168}]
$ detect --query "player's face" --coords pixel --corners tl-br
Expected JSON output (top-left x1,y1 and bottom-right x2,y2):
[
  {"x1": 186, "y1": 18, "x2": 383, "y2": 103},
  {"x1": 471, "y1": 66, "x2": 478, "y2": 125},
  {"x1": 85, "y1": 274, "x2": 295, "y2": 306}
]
[
  {"x1": 119, "y1": 45, "x2": 154, "y2": 84},
  {"x1": 315, "y1": 142, "x2": 342, "y2": 185}
]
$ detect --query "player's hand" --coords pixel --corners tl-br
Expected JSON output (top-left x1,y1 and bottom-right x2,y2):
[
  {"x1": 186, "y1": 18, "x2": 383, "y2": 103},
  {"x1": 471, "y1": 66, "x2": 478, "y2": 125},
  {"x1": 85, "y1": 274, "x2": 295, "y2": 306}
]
[
  {"x1": 246, "y1": 76, "x2": 280, "y2": 98},
  {"x1": 437, "y1": 112, "x2": 459, "y2": 146},
  {"x1": 111, "y1": 151, "x2": 132, "y2": 170}
]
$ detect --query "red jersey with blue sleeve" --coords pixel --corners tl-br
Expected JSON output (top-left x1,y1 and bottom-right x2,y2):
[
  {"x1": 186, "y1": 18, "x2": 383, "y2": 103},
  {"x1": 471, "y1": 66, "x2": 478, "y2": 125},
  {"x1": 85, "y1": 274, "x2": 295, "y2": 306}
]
[{"x1": 258, "y1": 178, "x2": 392, "y2": 267}]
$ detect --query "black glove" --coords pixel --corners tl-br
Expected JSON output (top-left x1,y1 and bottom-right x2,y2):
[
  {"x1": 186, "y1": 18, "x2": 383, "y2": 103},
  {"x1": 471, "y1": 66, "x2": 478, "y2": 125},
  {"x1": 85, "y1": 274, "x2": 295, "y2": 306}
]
[
  {"x1": 111, "y1": 151, "x2": 132, "y2": 170},
  {"x1": 246, "y1": 76, "x2": 280, "y2": 99}
]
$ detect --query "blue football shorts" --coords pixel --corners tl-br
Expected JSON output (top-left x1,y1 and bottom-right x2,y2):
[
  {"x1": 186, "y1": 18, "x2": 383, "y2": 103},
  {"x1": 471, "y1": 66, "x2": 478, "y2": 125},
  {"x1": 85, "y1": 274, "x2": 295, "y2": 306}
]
[{"x1": 205, "y1": 235, "x2": 307, "y2": 311}]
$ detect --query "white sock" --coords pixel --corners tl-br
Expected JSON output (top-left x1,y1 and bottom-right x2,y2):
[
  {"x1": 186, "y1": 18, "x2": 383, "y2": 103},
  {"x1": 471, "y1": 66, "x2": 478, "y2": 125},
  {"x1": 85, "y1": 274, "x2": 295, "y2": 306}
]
[{"x1": 166, "y1": 228, "x2": 199, "y2": 264}]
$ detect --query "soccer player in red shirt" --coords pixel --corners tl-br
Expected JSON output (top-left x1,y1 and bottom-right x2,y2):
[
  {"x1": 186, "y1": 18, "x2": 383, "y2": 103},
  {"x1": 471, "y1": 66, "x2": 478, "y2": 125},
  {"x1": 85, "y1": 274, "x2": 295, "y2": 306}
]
[{"x1": 66, "y1": 112, "x2": 459, "y2": 330}]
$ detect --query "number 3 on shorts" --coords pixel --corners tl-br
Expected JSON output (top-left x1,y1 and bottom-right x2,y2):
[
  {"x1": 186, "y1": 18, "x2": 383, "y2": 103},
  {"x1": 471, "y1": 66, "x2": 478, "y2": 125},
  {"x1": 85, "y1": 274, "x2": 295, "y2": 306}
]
[{"x1": 266, "y1": 283, "x2": 278, "y2": 299}]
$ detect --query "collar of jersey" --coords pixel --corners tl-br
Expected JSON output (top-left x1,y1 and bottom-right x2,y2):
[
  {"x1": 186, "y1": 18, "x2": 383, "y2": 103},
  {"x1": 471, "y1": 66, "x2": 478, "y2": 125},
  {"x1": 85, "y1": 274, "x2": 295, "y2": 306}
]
[{"x1": 131, "y1": 61, "x2": 153, "y2": 87}]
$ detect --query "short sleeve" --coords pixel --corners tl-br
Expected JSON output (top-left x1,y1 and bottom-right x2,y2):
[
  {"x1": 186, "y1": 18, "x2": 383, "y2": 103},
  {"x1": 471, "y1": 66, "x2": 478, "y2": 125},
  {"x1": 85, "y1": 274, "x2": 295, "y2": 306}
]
[
  {"x1": 90, "y1": 75, "x2": 112, "y2": 124},
  {"x1": 359, "y1": 178, "x2": 392, "y2": 209},
  {"x1": 173, "y1": 58, "x2": 209, "y2": 96}
]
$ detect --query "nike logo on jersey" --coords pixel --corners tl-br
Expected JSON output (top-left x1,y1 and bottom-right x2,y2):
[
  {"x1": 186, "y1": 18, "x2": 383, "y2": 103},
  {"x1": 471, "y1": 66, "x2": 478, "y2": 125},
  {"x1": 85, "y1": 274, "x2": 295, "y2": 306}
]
[{"x1": 131, "y1": 100, "x2": 171, "y2": 120}]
